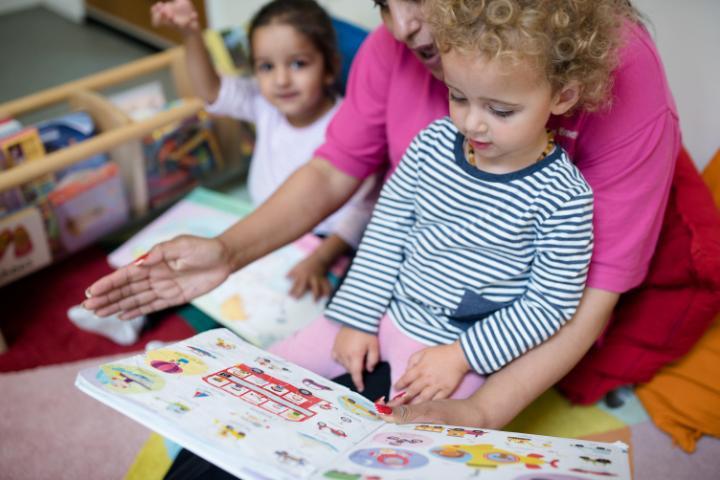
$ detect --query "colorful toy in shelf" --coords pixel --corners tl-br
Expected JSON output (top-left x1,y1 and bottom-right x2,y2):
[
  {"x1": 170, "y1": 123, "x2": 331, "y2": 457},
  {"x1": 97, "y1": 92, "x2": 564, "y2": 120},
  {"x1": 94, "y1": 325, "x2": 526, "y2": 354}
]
[
  {"x1": 144, "y1": 106, "x2": 223, "y2": 208},
  {"x1": 109, "y1": 81, "x2": 226, "y2": 208},
  {"x1": 0, "y1": 205, "x2": 52, "y2": 287},
  {"x1": 37, "y1": 111, "x2": 109, "y2": 180},
  {"x1": 48, "y1": 163, "x2": 129, "y2": 254}
]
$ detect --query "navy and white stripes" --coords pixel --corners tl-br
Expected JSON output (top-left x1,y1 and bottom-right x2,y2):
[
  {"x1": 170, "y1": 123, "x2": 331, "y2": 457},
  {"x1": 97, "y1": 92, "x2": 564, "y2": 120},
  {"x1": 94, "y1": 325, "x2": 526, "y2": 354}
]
[{"x1": 325, "y1": 117, "x2": 593, "y2": 374}]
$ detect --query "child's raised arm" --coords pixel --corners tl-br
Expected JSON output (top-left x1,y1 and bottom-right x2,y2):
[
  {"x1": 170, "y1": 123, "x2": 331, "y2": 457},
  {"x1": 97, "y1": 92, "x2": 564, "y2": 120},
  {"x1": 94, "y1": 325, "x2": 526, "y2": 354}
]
[{"x1": 150, "y1": 0, "x2": 220, "y2": 104}]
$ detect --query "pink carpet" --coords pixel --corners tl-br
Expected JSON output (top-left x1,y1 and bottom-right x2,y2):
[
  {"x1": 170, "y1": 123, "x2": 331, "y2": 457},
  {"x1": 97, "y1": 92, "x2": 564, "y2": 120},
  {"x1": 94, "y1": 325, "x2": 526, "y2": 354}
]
[{"x1": 0, "y1": 353, "x2": 151, "y2": 479}]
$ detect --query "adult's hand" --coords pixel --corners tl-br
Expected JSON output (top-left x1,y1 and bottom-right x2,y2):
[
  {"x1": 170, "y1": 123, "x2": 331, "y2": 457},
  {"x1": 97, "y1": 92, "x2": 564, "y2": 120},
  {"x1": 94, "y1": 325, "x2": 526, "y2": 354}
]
[
  {"x1": 83, "y1": 235, "x2": 233, "y2": 319},
  {"x1": 379, "y1": 397, "x2": 488, "y2": 427}
]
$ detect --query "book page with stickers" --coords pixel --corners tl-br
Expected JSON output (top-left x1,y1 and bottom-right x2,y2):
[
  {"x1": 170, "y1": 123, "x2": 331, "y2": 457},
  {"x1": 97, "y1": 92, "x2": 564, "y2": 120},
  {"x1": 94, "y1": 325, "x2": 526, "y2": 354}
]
[
  {"x1": 75, "y1": 328, "x2": 384, "y2": 480},
  {"x1": 192, "y1": 234, "x2": 348, "y2": 348},
  {"x1": 76, "y1": 328, "x2": 631, "y2": 480},
  {"x1": 320, "y1": 422, "x2": 631, "y2": 479}
]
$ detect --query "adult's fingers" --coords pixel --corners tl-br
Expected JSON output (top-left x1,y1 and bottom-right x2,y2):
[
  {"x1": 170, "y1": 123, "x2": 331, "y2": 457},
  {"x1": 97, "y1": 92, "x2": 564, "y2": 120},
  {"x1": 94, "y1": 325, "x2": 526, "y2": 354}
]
[
  {"x1": 119, "y1": 296, "x2": 171, "y2": 319},
  {"x1": 383, "y1": 400, "x2": 447, "y2": 425},
  {"x1": 86, "y1": 266, "x2": 141, "y2": 298},
  {"x1": 93, "y1": 288, "x2": 158, "y2": 318},
  {"x1": 117, "y1": 288, "x2": 161, "y2": 313},
  {"x1": 84, "y1": 275, "x2": 152, "y2": 311},
  {"x1": 86, "y1": 251, "x2": 160, "y2": 298},
  {"x1": 92, "y1": 303, "x2": 123, "y2": 318}
]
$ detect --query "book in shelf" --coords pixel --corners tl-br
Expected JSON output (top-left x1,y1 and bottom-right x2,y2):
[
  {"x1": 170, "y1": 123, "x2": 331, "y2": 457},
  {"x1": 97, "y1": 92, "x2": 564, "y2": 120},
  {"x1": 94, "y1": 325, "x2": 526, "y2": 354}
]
[
  {"x1": 108, "y1": 187, "x2": 349, "y2": 348},
  {"x1": 76, "y1": 328, "x2": 631, "y2": 480},
  {"x1": 0, "y1": 205, "x2": 52, "y2": 287}
]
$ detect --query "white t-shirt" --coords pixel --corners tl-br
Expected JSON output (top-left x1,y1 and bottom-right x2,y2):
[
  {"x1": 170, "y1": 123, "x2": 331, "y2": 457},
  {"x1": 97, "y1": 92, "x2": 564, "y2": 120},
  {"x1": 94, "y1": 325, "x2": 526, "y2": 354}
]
[{"x1": 206, "y1": 76, "x2": 376, "y2": 247}]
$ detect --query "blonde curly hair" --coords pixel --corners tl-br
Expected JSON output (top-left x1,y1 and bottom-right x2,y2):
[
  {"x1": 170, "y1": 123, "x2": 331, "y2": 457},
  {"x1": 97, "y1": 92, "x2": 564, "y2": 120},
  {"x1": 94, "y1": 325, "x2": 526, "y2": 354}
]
[{"x1": 426, "y1": 0, "x2": 640, "y2": 112}]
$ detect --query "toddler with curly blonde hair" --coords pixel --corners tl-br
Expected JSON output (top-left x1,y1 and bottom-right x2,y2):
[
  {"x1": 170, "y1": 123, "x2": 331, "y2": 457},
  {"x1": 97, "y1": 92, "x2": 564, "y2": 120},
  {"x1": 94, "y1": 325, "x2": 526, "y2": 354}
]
[{"x1": 266, "y1": 0, "x2": 634, "y2": 407}]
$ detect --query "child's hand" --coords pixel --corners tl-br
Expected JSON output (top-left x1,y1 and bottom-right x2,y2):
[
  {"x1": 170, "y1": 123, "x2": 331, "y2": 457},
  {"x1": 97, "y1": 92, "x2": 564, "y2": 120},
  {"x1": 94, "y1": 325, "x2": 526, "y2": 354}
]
[
  {"x1": 332, "y1": 326, "x2": 380, "y2": 392},
  {"x1": 150, "y1": 0, "x2": 200, "y2": 35},
  {"x1": 286, "y1": 254, "x2": 333, "y2": 301},
  {"x1": 392, "y1": 342, "x2": 470, "y2": 405}
]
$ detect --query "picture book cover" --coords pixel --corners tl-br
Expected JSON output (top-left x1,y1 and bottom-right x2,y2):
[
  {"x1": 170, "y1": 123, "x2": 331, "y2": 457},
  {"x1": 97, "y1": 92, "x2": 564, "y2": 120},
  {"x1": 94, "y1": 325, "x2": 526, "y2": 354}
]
[
  {"x1": 108, "y1": 188, "x2": 348, "y2": 348},
  {"x1": 0, "y1": 205, "x2": 52, "y2": 287},
  {"x1": 75, "y1": 328, "x2": 632, "y2": 480},
  {"x1": 48, "y1": 163, "x2": 129, "y2": 253},
  {"x1": 0, "y1": 127, "x2": 55, "y2": 204},
  {"x1": 36, "y1": 110, "x2": 109, "y2": 180}
]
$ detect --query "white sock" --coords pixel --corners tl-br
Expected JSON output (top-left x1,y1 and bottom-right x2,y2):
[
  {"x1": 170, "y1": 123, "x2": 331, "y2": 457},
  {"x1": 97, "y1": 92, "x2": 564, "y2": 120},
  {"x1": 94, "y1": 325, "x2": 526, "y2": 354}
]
[
  {"x1": 145, "y1": 340, "x2": 171, "y2": 352},
  {"x1": 68, "y1": 305, "x2": 146, "y2": 346}
]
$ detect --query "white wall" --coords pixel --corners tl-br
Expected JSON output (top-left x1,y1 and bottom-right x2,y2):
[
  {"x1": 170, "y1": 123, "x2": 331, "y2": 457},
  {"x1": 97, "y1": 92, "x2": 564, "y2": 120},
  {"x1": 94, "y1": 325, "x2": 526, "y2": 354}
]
[
  {"x1": 206, "y1": 0, "x2": 379, "y2": 31},
  {"x1": 0, "y1": 0, "x2": 83, "y2": 22},
  {"x1": 43, "y1": 0, "x2": 84, "y2": 23},
  {"x1": 633, "y1": 0, "x2": 720, "y2": 169}
]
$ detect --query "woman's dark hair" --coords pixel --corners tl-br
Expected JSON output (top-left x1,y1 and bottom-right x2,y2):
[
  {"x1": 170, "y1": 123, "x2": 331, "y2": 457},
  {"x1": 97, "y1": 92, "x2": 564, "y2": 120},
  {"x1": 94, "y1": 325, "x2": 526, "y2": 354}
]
[{"x1": 248, "y1": 0, "x2": 340, "y2": 96}]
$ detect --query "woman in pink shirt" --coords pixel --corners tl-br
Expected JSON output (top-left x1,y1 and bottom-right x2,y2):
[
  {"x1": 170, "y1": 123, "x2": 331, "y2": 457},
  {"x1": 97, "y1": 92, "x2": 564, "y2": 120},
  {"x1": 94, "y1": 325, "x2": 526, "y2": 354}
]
[{"x1": 85, "y1": 0, "x2": 679, "y2": 428}]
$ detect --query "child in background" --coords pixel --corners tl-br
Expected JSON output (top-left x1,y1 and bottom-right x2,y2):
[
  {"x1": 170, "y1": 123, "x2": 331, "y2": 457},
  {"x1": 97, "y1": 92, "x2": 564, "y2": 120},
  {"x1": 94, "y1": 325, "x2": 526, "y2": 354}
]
[
  {"x1": 270, "y1": 0, "x2": 618, "y2": 405},
  {"x1": 69, "y1": 0, "x2": 375, "y2": 345},
  {"x1": 152, "y1": 0, "x2": 376, "y2": 300}
]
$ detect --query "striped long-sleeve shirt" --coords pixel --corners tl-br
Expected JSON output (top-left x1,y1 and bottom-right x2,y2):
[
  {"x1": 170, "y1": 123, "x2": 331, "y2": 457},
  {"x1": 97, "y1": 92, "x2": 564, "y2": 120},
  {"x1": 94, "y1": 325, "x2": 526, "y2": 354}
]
[{"x1": 325, "y1": 118, "x2": 594, "y2": 374}]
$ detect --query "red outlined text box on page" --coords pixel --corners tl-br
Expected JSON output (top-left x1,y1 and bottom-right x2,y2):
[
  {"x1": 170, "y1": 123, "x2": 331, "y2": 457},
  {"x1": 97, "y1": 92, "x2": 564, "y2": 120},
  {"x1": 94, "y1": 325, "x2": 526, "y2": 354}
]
[{"x1": 203, "y1": 364, "x2": 328, "y2": 422}]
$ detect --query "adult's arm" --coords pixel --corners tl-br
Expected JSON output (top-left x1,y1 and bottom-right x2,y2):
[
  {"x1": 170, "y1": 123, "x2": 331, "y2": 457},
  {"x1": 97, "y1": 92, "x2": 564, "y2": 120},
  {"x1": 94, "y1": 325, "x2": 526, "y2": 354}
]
[
  {"x1": 387, "y1": 287, "x2": 618, "y2": 428},
  {"x1": 84, "y1": 158, "x2": 361, "y2": 318},
  {"x1": 220, "y1": 158, "x2": 361, "y2": 269}
]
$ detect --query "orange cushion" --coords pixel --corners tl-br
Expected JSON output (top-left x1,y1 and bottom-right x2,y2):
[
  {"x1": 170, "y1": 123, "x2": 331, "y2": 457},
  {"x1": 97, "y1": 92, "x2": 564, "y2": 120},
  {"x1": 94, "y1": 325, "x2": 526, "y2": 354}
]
[
  {"x1": 636, "y1": 315, "x2": 720, "y2": 453},
  {"x1": 702, "y1": 148, "x2": 720, "y2": 208}
]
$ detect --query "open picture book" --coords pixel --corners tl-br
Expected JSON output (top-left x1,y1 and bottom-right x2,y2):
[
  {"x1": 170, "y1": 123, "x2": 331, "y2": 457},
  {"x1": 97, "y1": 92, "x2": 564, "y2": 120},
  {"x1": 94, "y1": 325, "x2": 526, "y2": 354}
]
[
  {"x1": 76, "y1": 328, "x2": 631, "y2": 480},
  {"x1": 108, "y1": 188, "x2": 348, "y2": 348}
]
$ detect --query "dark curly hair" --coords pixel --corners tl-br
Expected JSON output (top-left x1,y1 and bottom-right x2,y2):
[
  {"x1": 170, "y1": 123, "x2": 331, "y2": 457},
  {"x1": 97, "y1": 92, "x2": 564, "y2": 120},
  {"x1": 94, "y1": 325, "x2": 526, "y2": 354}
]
[{"x1": 426, "y1": 0, "x2": 642, "y2": 112}]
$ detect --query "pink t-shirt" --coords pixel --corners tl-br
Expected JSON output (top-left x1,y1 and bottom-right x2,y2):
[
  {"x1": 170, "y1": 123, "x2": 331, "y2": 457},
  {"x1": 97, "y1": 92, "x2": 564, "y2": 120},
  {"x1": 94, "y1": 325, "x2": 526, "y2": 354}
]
[{"x1": 316, "y1": 23, "x2": 679, "y2": 293}]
